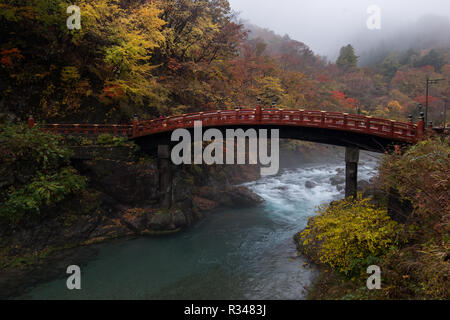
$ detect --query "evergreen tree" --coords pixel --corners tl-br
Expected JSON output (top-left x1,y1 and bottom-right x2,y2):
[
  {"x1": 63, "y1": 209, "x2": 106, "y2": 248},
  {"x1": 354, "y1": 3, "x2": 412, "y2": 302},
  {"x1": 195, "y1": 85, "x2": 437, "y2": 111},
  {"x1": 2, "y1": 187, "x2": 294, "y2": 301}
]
[
  {"x1": 379, "y1": 55, "x2": 400, "y2": 79},
  {"x1": 336, "y1": 44, "x2": 358, "y2": 70}
]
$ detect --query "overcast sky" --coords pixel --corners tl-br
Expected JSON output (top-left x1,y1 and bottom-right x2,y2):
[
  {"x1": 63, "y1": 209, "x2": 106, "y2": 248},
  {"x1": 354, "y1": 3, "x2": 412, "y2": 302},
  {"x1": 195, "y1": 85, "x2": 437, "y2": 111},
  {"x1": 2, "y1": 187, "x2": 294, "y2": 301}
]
[{"x1": 228, "y1": 0, "x2": 450, "y2": 59}]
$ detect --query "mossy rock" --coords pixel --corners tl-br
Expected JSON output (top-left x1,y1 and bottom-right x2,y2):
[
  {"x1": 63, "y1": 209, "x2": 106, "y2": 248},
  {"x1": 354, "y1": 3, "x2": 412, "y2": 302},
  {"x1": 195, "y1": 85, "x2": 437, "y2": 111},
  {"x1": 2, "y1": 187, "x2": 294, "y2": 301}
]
[{"x1": 148, "y1": 210, "x2": 173, "y2": 230}]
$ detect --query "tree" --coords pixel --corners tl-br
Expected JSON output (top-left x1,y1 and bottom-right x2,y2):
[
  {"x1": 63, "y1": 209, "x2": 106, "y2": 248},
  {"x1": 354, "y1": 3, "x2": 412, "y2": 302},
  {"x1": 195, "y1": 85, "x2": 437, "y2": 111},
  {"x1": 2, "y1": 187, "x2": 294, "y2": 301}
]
[
  {"x1": 379, "y1": 55, "x2": 400, "y2": 80},
  {"x1": 415, "y1": 49, "x2": 445, "y2": 71},
  {"x1": 336, "y1": 45, "x2": 358, "y2": 70},
  {"x1": 257, "y1": 76, "x2": 285, "y2": 106},
  {"x1": 152, "y1": 0, "x2": 245, "y2": 112},
  {"x1": 0, "y1": 0, "x2": 167, "y2": 122}
]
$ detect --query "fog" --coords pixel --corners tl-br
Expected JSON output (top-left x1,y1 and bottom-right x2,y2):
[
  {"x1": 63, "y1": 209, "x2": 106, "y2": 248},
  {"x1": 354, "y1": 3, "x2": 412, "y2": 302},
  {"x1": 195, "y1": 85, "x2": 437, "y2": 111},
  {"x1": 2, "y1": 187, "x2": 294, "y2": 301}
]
[{"x1": 229, "y1": 0, "x2": 450, "y2": 62}]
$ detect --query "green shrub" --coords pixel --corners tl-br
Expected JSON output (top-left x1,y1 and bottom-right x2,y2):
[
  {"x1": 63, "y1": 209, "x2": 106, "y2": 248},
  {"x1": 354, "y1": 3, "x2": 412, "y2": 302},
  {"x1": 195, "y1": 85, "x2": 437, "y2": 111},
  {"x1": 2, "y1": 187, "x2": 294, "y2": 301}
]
[
  {"x1": 0, "y1": 123, "x2": 72, "y2": 175},
  {"x1": 65, "y1": 135, "x2": 93, "y2": 146},
  {"x1": 95, "y1": 134, "x2": 129, "y2": 147},
  {"x1": 0, "y1": 123, "x2": 87, "y2": 224},
  {"x1": 112, "y1": 136, "x2": 126, "y2": 147},
  {"x1": 298, "y1": 195, "x2": 400, "y2": 276},
  {"x1": 96, "y1": 133, "x2": 114, "y2": 145},
  {"x1": 0, "y1": 167, "x2": 87, "y2": 224}
]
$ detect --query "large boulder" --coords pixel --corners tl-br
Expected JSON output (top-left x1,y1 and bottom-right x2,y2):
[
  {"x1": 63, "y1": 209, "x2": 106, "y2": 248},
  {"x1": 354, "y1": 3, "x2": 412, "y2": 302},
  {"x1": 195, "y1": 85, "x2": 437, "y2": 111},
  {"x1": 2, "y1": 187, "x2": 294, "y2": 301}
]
[
  {"x1": 119, "y1": 208, "x2": 149, "y2": 233},
  {"x1": 225, "y1": 186, "x2": 264, "y2": 207},
  {"x1": 330, "y1": 175, "x2": 345, "y2": 186},
  {"x1": 79, "y1": 159, "x2": 159, "y2": 206},
  {"x1": 148, "y1": 210, "x2": 174, "y2": 230},
  {"x1": 357, "y1": 180, "x2": 370, "y2": 192},
  {"x1": 172, "y1": 209, "x2": 188, "y2": 227},
  {"x1": 225, "y1": 165, "x2": 261, "y2": 184},
  {"x1": 193, "y1": 196, "x2": 217, "y2": 212},
  {"x1": 195, "y1": 185, "x2": 263, "y2": 209}
]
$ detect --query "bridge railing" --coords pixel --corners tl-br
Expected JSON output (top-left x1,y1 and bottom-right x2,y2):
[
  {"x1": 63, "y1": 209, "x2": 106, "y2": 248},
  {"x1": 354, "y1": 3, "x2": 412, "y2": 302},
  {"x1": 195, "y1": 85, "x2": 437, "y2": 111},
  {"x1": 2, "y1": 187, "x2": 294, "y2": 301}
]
[
  {"x1": 132, "y1": 109, "x2": 418, "y2": 143},
  {"x1": 30, "y1": 108, "x2": 419, "y2": 143},
  {"x1": 40, "y1": 124, "x2": 132, "y2": 136}
]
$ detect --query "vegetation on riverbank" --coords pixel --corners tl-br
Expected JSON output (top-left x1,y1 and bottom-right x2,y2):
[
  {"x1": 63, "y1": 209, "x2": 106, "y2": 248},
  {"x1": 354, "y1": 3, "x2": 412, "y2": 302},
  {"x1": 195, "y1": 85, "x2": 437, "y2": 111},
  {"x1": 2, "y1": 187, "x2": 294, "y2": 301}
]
[
  {"x1": 295, "y1": 137, "x2": 450, "y2": 299},
  {"x1": 0, "y1": 122, "x2": 87, "y2": 225},
  {"x1": 296, "y1": 196, "x2": 400, "y2": 276}
]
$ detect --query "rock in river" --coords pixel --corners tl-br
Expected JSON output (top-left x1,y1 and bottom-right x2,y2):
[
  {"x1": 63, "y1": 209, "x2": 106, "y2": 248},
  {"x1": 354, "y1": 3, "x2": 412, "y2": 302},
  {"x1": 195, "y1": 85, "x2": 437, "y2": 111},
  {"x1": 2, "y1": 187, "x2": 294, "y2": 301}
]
[
  {"x1": 305, "y1": 181, "x2": 317, "y2": 189},
  {"x1": 330, "y1": 175, "x2": 345, "y2": 186}
]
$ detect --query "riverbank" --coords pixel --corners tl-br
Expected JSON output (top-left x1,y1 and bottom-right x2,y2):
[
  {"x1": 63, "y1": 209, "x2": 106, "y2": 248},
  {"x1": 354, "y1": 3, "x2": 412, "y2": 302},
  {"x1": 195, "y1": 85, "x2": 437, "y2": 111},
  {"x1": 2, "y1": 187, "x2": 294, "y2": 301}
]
[{"x1": 294, "y1": 138, "x2": 449, "y2": 300}]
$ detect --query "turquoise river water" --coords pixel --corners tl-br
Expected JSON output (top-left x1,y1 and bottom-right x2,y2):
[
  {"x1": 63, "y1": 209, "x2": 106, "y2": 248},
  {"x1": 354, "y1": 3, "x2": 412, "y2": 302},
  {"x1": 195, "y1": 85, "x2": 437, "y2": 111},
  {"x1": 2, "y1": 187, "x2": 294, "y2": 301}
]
[{"x1": 18, "y1": 155, "x2": 378, "y2": 299}]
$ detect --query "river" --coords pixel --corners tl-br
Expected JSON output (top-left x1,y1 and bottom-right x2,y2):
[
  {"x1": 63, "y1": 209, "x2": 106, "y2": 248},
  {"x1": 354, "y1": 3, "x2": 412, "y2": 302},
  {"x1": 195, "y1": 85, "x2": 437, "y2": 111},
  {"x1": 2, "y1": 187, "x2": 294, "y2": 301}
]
[{"x1": 17, "y1": 152, "x2": 379, "y2": 300}]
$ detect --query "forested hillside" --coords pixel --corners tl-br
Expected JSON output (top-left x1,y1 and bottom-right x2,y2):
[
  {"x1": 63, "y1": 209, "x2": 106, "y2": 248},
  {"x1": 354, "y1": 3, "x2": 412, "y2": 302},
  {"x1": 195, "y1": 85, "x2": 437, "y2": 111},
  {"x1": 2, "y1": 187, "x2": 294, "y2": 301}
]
[{"x1": 1, "y1": 0, "x2": 449, "y2": 125}]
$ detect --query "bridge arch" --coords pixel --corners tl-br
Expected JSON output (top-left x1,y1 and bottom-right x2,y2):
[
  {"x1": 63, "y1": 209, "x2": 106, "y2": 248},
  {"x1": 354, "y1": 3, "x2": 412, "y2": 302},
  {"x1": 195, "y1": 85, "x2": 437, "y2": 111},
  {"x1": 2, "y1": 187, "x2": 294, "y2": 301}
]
[
  {"x1": 33, "y1": 107, "x2": 425, "y2": 202},
  {"x1": 131, "y1": 108, "x2": 419, "y2": 153},
  {"x1": 128, "y1": 108, "x2": 421, "y2": 202}
]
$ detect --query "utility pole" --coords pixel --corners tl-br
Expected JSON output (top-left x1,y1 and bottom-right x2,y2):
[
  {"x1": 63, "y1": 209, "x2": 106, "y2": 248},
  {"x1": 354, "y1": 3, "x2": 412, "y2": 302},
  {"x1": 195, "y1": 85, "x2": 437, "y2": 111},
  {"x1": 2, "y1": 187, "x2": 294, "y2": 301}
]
[
  {"x1": 425, "y1": 78, "x2": 429, "y2": 124},
  {"x1": 444, "y1": 99, "x2": 448, "y2": 129}
]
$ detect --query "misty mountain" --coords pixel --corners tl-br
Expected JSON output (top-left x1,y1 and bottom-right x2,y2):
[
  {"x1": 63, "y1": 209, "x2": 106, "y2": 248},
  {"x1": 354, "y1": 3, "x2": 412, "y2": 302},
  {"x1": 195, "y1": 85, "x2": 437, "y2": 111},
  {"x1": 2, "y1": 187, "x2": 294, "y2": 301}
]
[
  {"x1": 242, "y1": 14, "x2": 450, "y2": 70},
  {"x1": 242, "y1": 22, "x2": 328, "y2": 72},
  {"x1": 348, "y1": 14, "x2": 450, "y2": 66}
]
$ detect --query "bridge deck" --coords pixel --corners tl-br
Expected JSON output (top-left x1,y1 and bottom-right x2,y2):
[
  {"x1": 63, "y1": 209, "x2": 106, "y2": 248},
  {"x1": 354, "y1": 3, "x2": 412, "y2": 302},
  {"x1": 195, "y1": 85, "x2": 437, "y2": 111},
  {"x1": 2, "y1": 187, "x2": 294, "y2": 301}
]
[
  {"x1": 37, "y1": 108, "x2": 419, "y2": 144},
  {"x1": 132, "y1": 109, "x2": 418, "y2": 143}
]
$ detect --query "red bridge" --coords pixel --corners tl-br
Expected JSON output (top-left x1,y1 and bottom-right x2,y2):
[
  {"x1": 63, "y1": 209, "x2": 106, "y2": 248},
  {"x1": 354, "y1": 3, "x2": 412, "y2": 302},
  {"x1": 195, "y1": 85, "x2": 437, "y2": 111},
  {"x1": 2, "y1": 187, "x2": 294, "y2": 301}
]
[
  {"x1": 28, "y1": 106, "x2": 440, "y2": 200},
  {"x1": 131, "y1": 108, "x2": 419, "y2": 142},
  {"x1": 31, "y1": 107, "x2": 427, "y2": 153}
]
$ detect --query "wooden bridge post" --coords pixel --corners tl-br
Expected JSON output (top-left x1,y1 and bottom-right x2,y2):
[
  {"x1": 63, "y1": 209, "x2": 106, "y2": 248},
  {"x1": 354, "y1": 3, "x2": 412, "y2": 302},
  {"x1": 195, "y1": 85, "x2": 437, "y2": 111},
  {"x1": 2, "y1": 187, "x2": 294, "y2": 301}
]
[
  {"x1": 158, "y1": 145, "x2": 172, "y2": 208},
  {"x1": 255, "y1": 105, "x2": 262, "y2": 122},
  {"x1": 345, "y1": 147, "x2": 359, "y2": 199},
  {"x1": 27, "y1": 114, "x2": 35, "y2": 129}
]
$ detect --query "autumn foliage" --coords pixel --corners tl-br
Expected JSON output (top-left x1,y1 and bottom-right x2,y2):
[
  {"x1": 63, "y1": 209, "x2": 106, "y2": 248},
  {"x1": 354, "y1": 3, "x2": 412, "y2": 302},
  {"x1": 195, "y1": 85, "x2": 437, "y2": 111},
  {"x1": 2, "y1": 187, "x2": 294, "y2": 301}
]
[
  {"x1": 0, "y1": 0, "x2": 449, "y2": 125},
  {"x1": 296, "y1": 195, "x2": 399, "y2": 276}
]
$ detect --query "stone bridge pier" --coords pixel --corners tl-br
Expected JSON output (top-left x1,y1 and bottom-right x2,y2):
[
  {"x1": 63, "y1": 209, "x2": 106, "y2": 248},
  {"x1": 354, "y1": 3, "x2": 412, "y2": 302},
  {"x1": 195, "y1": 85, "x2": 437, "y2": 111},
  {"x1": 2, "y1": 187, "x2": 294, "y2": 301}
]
[
  {"x1": 158, "y1": 145, "x2": 172, "y2": 208},
  {"x1": 345, "y1": 147, "x2": 360, "y2": 199}
]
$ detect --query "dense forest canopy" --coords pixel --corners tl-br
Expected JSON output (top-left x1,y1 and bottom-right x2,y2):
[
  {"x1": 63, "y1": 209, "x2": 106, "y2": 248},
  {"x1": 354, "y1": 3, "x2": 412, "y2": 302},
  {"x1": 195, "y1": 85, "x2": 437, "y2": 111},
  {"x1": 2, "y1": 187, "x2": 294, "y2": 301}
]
[{"x1": 0, "y1": 0, "x2": 449, "y2": 124}]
